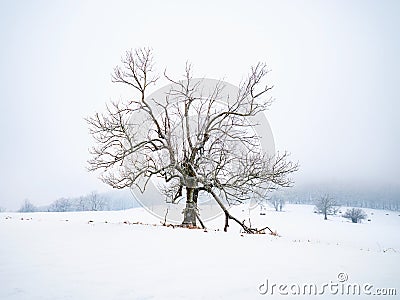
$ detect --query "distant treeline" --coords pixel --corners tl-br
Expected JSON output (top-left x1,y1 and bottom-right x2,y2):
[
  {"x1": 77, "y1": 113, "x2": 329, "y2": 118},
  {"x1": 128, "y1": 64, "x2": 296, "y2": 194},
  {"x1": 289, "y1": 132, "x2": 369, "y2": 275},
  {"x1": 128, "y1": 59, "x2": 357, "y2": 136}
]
[
  {"x1": 17, "y1": 190, "x2": 139, "y2": 213},
  {"x1": 283, "y1": 184, "x2": 400, "y2": 211}
]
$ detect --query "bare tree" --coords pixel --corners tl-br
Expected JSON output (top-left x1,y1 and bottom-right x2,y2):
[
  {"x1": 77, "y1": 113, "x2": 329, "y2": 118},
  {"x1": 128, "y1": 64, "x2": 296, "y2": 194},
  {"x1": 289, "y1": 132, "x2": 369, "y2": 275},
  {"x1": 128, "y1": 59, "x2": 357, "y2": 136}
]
[
  {"x1": 18, "y1": 199, "x2": 36, "y2": 213},
  {"x1": 86, "y1": 191, "x2": 105, "y2": 211},
  {"x1": 87, "y1": 48, "x2": 298, "y2": 232},
  {"x1": 314, "y1": 194, "x2": 339, "y2": 220},
  {"x1": 77, "y1": 196, "x2": 88, "y2": 211},
  {"x1": 269, "y1": 196, "x2": 285, "y2": 211},
  {"x1": 343, "y1": 208, "x2": 367, "y2": 223},
  {"x1": 48, "y1": 198, "x2": 71, "y2": 212}
]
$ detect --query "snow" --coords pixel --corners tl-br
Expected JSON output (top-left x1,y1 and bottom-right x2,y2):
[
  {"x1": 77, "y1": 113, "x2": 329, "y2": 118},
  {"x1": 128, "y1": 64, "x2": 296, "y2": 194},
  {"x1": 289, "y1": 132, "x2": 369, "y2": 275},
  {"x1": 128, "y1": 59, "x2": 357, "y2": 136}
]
[{"x1": 1, "y1": 205, "x2": 399, "y2": 299}]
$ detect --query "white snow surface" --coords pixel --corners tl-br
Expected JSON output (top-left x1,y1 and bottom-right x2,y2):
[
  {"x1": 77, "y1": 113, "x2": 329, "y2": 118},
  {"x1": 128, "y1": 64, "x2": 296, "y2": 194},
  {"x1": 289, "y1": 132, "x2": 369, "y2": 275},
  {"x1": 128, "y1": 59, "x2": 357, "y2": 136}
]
[{"x1": 1, "y1": 204, "x2": 399, "y2": 299}]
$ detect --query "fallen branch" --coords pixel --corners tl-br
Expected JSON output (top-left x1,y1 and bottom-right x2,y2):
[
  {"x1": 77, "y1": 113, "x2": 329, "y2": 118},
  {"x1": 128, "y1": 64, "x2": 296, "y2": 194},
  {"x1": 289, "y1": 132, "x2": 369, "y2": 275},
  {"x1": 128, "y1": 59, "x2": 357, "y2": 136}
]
[
  {"x1": 208, "y1": 188, "x2": 274, "y2": 234},
  {"x1": 196, "y1": 212, "x2": 206, "y2": 230},
  {"x1": 162, "y1": 208, "x2": 169, "y2": 226}
]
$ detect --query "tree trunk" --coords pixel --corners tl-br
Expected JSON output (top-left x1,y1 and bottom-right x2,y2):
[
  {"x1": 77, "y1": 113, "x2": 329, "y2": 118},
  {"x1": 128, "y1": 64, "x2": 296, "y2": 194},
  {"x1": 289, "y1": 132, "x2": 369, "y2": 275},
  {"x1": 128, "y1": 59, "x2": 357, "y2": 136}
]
[
  {"x1": 224, "y1": 211, "x2": 230, "y2": 232},
  {"x1": 182, "y1": 187, "x2": 197, "y2": 226}
]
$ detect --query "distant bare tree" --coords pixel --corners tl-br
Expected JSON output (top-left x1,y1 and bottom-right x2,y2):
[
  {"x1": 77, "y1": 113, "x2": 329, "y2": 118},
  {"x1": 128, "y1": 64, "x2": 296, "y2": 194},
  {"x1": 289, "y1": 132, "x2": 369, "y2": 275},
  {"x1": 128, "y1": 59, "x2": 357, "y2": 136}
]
[
  {"x1": 269, "y1": 197, "x2": 285, "y2": 211},
  {"x1": 343, "y1": 208, "x2": 367, "y2": 223},
  {"x1": 76, "y1": 196, "x2": 86, "y2": 211},
  {"x1": 314, "y1": 194, "x2": 339, "y2": 220},
  {"x1": 87, "y1": 48, "x2": 298, "y2": 232},
  {"x1": 49, "y1": 198, "x2": 71, "y2": 212},
  {"x1": 87, "y1": 191, "x2": 105, "y2": 211},
  {"x1": 18, "y1": 199, "x2": 36, "y2": 213}
]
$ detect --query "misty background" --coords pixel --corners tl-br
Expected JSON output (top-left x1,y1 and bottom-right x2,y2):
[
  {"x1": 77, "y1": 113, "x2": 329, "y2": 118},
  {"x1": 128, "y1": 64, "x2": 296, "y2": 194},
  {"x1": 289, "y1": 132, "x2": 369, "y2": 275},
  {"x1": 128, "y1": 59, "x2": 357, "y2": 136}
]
[{"x1": 0, "y1": 0, "x2": 399, "y2": 210}]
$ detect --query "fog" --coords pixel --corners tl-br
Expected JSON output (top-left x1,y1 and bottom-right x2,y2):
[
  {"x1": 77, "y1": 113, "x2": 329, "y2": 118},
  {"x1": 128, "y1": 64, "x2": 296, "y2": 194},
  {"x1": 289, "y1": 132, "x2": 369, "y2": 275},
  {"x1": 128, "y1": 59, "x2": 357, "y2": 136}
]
[{"x1": 0, "y1": 0, "x2": 399, "y2": 210}]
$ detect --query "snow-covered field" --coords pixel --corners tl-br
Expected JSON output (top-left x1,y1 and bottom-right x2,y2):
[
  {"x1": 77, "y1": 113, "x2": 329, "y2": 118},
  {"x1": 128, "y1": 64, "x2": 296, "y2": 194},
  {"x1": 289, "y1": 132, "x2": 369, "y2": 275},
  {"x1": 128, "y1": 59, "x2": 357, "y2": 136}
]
[{"x1": 1, "y1": 204, "x2": 399, "y2": 299}]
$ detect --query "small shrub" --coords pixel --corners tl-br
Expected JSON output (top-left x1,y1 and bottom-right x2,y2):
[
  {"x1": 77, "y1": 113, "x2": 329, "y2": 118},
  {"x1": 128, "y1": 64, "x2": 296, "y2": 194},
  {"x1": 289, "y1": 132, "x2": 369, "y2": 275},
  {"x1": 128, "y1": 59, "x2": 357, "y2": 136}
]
[{"x1": 342, "y1": 208, "x2": 367, "y2": 223}]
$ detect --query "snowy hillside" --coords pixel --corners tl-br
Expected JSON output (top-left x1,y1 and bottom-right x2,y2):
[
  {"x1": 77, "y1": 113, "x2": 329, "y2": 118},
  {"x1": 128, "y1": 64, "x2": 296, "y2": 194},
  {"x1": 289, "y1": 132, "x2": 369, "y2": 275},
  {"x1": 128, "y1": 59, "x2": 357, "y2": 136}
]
[{"x1": 1, "y1": 204, "x2": 399, "y2": 299}]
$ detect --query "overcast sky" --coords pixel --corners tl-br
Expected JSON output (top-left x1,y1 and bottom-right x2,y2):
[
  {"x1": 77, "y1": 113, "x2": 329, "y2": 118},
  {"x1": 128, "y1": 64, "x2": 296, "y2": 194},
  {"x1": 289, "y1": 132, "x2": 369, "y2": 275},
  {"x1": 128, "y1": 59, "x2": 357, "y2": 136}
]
[{"x1": 0, "y1": 0, "x2": 399, "y2": 210}]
